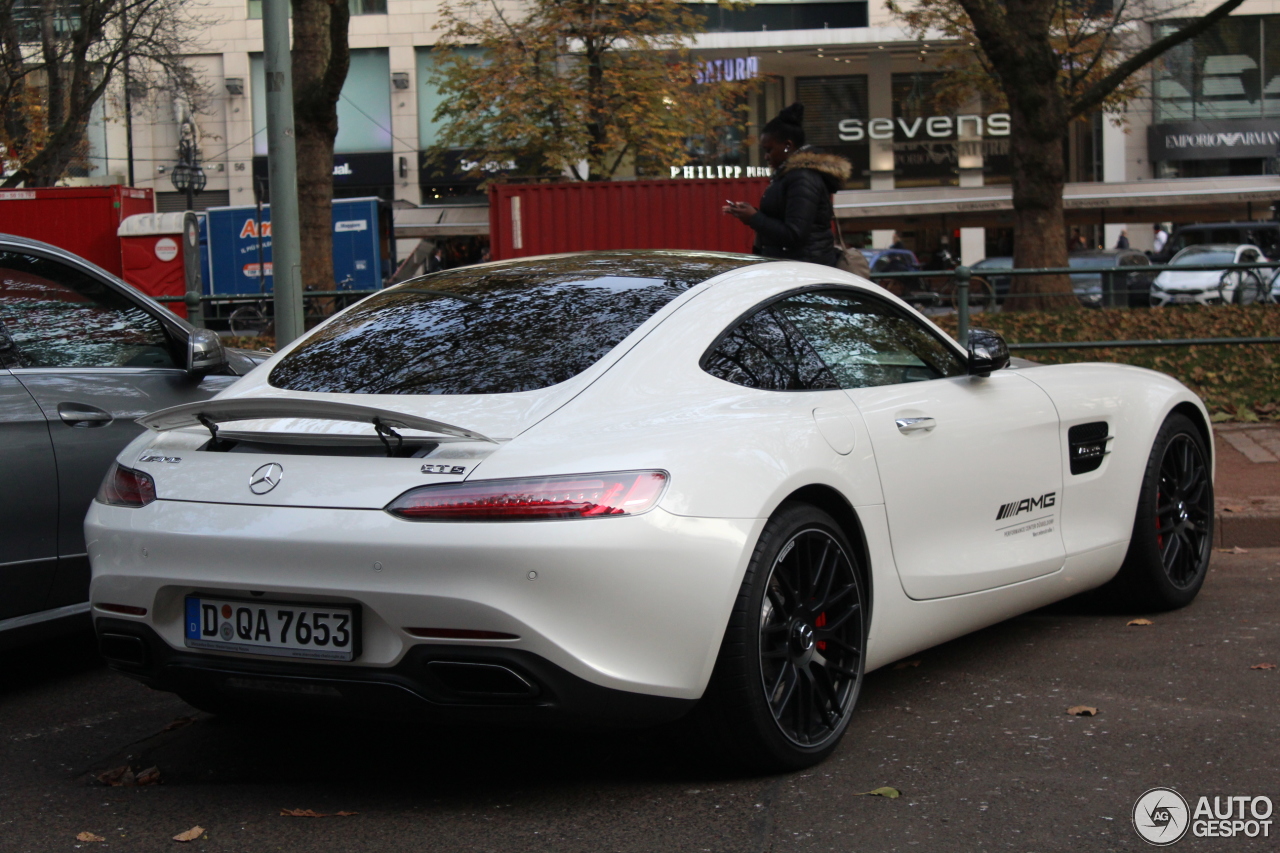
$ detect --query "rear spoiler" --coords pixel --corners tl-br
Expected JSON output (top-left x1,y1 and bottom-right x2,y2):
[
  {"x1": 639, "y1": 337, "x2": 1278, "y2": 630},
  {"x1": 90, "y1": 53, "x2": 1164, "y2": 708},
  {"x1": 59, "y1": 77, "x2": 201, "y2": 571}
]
[{"x1": 137, "y1": 397, "x2": 496, "y2": 444}]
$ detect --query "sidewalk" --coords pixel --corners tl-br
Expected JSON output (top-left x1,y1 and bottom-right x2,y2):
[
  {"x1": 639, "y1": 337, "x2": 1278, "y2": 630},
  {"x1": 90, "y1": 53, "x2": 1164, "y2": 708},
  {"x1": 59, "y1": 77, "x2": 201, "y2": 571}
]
[{"x1": 1214, "y1": 423, "x2": 1280, "y2": 548}]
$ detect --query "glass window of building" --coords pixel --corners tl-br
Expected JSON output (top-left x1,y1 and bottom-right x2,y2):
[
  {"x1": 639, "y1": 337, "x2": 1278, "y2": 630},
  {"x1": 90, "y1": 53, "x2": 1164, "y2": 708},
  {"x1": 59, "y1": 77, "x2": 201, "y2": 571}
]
[
  {"x1": 249, "y1": 0, "x2": 383, "y2": 19},
  {"x1": 794, "y1": 76, "x2": 870, "y2": 189},
  {"x1": 252, "y1": 48, "x2": 392, "y2": 157},
  {"x1": 1154, "y1": 15, "x2": 1269, "y2": 120},
  {"x1": 687, "y1": 2, "x2": 867, "y2": 32}
]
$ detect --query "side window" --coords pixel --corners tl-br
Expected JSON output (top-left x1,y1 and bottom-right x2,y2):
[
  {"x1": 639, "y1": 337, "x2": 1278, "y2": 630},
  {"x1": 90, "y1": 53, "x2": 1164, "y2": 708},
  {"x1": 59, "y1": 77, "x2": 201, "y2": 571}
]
[
  {"x1": 1241, "y1": 249, "x2": 1259, "y2": 263},
  {"x1": 703, "y1": 306, "x2": 839, "y2": 391},
  {"x1": 0, "y1": 252, "x2": 175, "y2": 369},
  {"x1": 773, "y1": 290, "x2": 967, "y2": 389}
]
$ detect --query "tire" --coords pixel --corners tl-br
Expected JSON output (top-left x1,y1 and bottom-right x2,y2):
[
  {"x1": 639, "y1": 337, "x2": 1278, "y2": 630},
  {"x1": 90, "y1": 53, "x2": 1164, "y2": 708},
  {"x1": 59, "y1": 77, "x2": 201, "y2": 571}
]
[
  {"x1": 696, "y1": 503, "x2": 868, "y2": 772},
  {"x1": 941, "y1": 276, "x2": 996, "y2": 312},
  {"x1": 229, "y1": 305, "x2": 269, "y2": 336},
  {"x1": 1233, "y1": 271, "x2": 1264, "y2": 305},
  {"x1": 1109, "y1": 413, "x2": 1213, "y2": 610}
]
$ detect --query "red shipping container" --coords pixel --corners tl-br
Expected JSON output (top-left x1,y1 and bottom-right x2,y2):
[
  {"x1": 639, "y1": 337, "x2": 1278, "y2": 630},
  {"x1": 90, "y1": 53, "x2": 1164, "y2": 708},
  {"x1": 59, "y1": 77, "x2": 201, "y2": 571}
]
[
  {"x1": 0, "y1": 185, "x2": 154, "y2": 276},
  {"x1": 489, "y1": 178, "x2": 771, "y2": 260}
]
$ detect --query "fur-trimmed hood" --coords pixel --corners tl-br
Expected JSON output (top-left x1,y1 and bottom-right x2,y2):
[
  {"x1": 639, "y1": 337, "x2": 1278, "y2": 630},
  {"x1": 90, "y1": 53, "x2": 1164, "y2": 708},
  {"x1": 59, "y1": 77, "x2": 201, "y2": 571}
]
[{"x1": 777, "y1": 148, "x2": 852, "y2": 191}]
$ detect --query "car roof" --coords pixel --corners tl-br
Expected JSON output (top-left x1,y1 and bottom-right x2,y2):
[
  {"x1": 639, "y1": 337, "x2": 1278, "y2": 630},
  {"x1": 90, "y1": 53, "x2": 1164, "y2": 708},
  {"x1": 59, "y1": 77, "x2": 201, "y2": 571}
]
[{"x1": 1174, "y1": 243, "x2": 1250, "y2": 251}]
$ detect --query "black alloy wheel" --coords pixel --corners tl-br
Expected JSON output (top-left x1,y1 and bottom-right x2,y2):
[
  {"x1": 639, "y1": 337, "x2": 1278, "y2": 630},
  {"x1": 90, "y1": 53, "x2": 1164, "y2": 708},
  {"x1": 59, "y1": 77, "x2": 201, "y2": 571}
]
[
  {"x1": 1108, "y1": 413, "x2": 1213, "y2": 610},
  {"x1": 1153, "y1": 432, "x2": 1213, "y2": 588},
  {"x1": 697, "y1": 504, "x2": 867, "y2": 771},
  {"x1": 758, "y1": 526, "x2": 863, "y2": 747}
]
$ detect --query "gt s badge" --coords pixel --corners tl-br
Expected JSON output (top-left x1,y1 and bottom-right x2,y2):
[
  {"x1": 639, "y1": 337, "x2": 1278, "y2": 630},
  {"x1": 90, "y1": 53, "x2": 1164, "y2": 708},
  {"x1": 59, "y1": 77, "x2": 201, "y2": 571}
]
[
  {"x1": 996, "y1": 492, "x2": 1056, "y2": 520},
  {"x1": 139, "y1": 453, "x2": 182, "y2": 464},
  {"x1": 422, "y1": 464, "x2": 467, "y2": 475}
]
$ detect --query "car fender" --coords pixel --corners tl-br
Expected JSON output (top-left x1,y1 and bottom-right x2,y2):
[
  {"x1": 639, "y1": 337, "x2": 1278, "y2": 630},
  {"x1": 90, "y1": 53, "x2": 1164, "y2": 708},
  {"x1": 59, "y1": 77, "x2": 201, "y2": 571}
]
[{"x1": 1016, "y1": 362, "x2": 1211, "y2": 575}]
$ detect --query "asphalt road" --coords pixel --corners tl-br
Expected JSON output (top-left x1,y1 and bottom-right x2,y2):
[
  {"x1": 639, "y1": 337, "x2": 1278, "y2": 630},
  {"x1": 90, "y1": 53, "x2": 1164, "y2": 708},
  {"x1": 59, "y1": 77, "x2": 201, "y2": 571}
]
[{"x1": 3, "y1": 549, "x2": 1277, "y2": 853}]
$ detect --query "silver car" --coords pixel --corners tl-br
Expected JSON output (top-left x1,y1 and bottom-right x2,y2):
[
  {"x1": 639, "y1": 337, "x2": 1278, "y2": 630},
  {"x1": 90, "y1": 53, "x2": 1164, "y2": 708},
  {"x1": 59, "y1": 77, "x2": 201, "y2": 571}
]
[{"x1": 0, "y1": 234, "x2": 263, "y2": 645}]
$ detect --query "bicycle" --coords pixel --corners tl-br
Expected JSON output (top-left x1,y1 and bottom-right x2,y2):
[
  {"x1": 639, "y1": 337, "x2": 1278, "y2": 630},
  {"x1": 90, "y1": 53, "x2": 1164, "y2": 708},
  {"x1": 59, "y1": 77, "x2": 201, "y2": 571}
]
[{"x1": 1218, "y1": 268, "x2": 1267, "y2": 305}]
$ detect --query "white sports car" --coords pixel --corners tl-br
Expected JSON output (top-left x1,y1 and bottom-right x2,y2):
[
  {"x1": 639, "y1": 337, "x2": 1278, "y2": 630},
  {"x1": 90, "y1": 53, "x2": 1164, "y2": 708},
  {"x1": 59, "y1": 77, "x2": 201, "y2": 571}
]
[{"x1": 87, "y1": 252, "x2": 1214, "y2": 771}]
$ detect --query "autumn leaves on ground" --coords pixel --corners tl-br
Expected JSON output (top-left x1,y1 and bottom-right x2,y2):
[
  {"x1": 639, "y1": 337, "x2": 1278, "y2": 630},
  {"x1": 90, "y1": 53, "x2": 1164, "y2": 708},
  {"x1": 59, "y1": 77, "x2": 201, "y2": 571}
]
[
  {"x1": 227, "y1": 304, "x2": 1279, "y2": 423},
  {"x1": 933, "y1": 305, "x2": 1280, "y2": 421}
]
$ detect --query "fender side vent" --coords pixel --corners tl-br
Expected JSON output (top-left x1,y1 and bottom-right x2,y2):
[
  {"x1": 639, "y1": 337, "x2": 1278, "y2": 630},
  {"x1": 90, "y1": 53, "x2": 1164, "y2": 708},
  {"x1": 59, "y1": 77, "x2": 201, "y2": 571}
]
[{"x1": 1068, "y1": 422, "x2": 1110, "y2": 475}]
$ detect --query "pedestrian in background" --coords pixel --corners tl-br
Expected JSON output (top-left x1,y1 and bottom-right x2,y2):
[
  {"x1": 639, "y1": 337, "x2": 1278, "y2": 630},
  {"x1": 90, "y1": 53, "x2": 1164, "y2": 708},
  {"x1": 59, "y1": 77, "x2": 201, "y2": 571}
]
[
  {"x1": 723, "y1": 103, "x2": 851, "y2": 267},
  {"x1": 1152, "y1": 223, "x2": 1169, "y2": 256},
  {"x1": 1115, "y1": 228, "x2": 1130, "y2": 249}
]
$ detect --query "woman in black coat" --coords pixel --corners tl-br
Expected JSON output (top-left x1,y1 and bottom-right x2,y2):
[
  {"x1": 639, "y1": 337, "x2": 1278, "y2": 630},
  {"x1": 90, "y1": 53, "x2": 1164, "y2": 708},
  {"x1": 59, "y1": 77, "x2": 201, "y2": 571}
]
[{"x1": 724, "y1": 103, "x2": 851, "y2": 266}]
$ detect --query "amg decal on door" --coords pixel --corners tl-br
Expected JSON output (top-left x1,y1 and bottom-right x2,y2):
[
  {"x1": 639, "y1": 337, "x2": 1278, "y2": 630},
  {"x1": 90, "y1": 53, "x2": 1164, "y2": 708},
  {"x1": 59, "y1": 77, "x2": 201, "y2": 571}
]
[{"x1": 996, "y1": 492, "x2": 1057, "y2": 521}]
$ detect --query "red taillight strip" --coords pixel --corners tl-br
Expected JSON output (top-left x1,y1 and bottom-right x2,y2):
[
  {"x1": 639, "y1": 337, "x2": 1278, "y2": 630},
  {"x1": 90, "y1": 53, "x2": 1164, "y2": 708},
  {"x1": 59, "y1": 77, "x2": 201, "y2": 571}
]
[
  {"x1": 385, "y1": 471, "x2": 668, "y2": 521},
  {"x1": 405, "y1": 628, "x2": 519, "y2": 640},
  {"x1": 97, "y1": 603, "x2": 148, "y2": 616}
]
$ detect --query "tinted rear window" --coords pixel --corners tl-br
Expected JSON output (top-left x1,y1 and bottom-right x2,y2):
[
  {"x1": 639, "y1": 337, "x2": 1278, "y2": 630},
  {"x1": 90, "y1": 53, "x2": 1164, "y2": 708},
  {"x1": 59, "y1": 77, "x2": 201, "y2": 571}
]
[{"x1": 269, "y1": 252, "x2": 760, "y2": 395}]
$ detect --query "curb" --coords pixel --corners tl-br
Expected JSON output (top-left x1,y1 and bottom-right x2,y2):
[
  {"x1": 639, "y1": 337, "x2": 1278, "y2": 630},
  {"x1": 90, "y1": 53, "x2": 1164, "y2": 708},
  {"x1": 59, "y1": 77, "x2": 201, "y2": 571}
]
[{"x1": 1216, "y1": 511, "x2": 1280, "y2": 549}]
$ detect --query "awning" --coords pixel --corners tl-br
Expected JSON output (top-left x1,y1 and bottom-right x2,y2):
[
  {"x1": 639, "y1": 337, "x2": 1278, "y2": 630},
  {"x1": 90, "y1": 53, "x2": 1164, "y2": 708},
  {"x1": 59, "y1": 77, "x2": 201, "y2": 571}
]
[
  {"x1": 394, "y1": 203, "x2": 490, "y2": 238},
  {"x1": 833, "y1": 175, "x2": 1280, "y2": 229}
]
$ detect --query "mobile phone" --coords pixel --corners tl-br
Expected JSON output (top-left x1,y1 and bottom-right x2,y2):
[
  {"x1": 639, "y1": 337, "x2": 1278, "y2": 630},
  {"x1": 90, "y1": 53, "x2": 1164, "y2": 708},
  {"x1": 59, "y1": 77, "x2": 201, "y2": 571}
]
[{"x1": 726, "y1": 199, "x2": 735, "y2": 206}]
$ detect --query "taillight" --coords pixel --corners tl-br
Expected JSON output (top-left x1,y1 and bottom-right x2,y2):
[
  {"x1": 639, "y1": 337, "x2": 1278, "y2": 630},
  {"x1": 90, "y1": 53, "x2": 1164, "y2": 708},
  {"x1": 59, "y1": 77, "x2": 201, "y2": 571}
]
[
  {"x1": 385, "y1": 471, "x2": 668, "y2": 521},
  {"x1": 96, "y1": 464, "x2": 157, "y2": 507}
]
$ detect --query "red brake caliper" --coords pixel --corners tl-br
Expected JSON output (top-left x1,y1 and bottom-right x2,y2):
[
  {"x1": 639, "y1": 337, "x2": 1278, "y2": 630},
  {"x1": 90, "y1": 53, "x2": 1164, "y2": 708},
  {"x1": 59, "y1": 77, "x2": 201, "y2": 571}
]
[
  {"x1": 1156, "y1": 490, "x2": 1164, "y2": 549},
  {"x1": 815, "y1": 611, "x2": 827, "y2": 651}
]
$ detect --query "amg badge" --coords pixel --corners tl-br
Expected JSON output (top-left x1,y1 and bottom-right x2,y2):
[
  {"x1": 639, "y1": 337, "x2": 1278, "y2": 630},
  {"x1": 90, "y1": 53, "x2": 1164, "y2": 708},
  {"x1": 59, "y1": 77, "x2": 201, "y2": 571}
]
[{"x1": 996, "y1": 492, "x2": 1056, "y2": 520}]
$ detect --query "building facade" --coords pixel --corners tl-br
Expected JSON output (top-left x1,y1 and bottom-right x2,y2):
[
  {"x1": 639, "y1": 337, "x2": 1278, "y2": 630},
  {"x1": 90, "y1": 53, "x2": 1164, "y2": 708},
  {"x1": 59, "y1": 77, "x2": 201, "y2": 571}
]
[{"x1": 79, "y1": 0, "x2": 1280, "y2": 264}]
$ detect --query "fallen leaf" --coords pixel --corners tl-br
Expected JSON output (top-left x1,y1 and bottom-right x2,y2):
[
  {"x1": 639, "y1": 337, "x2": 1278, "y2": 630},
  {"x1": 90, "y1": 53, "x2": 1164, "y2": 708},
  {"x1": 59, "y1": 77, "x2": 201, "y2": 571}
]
[
  {"x1": 1232, "y1": 546, "x2": 1249, "y2": 554},
  {"x1": 76, "y1": 832, "x2": 105, "y2": 842},
  {"x1": 893, "y1": 660, "x2": 921, "y2": 670},
  {"x1": 1127, "y1": 618, "x2": 1153, "y2": 626},
  {"x1": 96, "y1": 766, "x2": 134, "y2": 787},
  {"x1": 1067, "y1": 705, "x2": 1098, "y2": 716},
  {"x1": 334, "y1": 811, "x2": 359, "y2": 816},
  {"x1": 162, "y1": 716, "x2": 196, "y2": 733},
  {"x1": 172, "y1": 826, "x2": 205, "y2": 843},
  {"x1": 1251, "y1": 663, "x2": 1277, "y2": 670},
  {"x1": 135, "y1": 766, "x2": 161, "y2": 786},
  {"x1": 858, "y1": 786, "x2": 901, "y2": 798}
]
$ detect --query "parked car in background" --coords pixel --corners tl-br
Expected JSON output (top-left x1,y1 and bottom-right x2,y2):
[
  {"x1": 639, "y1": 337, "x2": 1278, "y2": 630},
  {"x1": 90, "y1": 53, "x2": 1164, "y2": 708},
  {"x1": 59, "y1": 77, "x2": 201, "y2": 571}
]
[
  {"x1": 1151, "y1": 244, "x2": 1267, "y2": 307},
  {"x1": 970, "y1": 251, "x2": 1153, "y2": 308},
  {"x1": 0, "y1": 234, "x2": 266, "y2": 646},
  {"x1": 1068, "y1": 250, "x2": 1156, "y2": 308},
  {"x1": 1156, "y1": 222, "x2": 1280, "y2": 264}
]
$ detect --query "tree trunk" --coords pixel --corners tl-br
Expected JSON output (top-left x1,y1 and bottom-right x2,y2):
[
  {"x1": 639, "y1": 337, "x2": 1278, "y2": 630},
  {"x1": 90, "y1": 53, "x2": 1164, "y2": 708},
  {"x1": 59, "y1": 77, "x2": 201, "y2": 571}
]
[
  {"x1": 1007, "y1": 106, "x2": 1077, "y2": 311},
  {"x1": 291, "y1": 0, "x2": 349, "y2": 295}
]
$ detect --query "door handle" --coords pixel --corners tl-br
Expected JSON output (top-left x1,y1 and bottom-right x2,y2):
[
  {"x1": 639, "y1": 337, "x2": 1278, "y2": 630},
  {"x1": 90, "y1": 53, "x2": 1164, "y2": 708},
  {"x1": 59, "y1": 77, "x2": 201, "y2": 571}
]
[
  {"x1": 895, "y1": 417, "x2": 936, "y2": 433},
  {"x1": 57, "y1": 403, "x2": 114, "y2": 428}
]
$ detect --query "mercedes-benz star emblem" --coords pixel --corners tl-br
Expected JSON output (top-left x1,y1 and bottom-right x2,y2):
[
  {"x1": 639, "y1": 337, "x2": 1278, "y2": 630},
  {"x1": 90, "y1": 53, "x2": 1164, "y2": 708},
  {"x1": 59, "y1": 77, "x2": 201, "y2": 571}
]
[{"x1": 249, "y1": 462, "x2": 284, "y2": 495}]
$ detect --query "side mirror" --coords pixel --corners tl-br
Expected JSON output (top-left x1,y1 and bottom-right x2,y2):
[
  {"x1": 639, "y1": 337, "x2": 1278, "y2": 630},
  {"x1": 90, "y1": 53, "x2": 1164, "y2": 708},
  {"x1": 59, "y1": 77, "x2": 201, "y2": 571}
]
[
  {"x1": 186, "y1": 327, "x2": 227, "y2": 375},
  {"x1": 967, "y1": 328, "x2": 1010, "y2": 377}
]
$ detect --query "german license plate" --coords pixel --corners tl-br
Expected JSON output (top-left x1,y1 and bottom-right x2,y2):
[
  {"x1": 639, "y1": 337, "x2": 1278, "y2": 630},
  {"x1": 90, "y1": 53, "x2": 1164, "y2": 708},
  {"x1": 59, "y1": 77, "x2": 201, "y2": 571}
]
[
  {"x1": 184, "y1": 596, "x2": 359, "y2": 661},
  {"x1": 1169, "y1": 294, "x2": 1196, "y2": 303}
]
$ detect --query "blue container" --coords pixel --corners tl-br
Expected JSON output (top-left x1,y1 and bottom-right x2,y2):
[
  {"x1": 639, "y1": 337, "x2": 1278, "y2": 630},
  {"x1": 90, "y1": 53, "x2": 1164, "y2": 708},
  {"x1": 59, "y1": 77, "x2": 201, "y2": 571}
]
[{"x1": 201, "y1": 197, "x2": 391, "y2": 296}]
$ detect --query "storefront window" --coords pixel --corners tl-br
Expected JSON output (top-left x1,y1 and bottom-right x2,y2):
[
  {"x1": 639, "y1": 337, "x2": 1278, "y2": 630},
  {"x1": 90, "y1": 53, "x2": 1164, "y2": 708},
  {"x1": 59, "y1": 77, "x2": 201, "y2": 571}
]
[
  {"x1": 1154, "y1": 16, "x2": 1269, "y2": 120},
  {"x1": 891, "y1": 72, "x2": 955, "y2": 188},
  {"x1": 795, "y1": 75, "x2": 871, "y2": 189}
]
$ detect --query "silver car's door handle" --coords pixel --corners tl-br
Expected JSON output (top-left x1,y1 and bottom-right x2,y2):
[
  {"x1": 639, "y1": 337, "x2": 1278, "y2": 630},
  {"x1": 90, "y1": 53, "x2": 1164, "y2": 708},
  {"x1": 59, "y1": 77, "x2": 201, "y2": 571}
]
[
  {"x1": 57, "y1": 403, "x2": 114, "y2": 427},
  {"x1": 895, "y1": 417, "x2": 936, "y2": 433}
]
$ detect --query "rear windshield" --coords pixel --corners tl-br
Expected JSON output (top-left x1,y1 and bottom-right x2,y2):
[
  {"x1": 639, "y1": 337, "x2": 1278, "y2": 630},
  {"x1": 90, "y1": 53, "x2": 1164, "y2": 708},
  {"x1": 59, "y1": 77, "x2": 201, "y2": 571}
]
[{"x1": 269, "y1": 252, "x2": 760, "y2": 395}]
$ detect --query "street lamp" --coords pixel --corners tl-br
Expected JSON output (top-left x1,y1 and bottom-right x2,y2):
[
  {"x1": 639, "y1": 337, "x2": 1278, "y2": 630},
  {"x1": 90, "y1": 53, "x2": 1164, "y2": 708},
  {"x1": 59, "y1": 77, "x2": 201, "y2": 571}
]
[{"x1": 170, "y1": 138, "x2": 206, "y2": 210}]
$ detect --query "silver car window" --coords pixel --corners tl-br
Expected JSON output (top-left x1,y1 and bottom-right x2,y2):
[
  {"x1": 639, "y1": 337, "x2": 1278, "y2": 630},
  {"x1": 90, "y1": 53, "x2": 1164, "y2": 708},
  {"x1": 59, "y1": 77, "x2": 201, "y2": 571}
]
[{"x1": 0, "y1": 252, "x2": 175, "y2": 369}]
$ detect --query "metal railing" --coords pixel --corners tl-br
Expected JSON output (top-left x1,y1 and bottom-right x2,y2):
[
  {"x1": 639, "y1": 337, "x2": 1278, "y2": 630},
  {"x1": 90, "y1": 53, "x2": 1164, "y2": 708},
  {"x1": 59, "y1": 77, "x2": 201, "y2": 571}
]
[{"x1": 866, "y1": 260, "x2": 1280, "y2": 347}]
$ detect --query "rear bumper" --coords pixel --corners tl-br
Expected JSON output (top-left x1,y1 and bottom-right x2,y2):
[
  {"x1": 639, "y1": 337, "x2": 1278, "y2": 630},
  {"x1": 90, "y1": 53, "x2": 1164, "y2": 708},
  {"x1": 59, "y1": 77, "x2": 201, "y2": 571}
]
[
  {"x1": 96, "y1": 617, "x2": 695, "y2": 727},
  {"x1": 86, "y1": 500, "x2": 759, "y2": 700}
]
